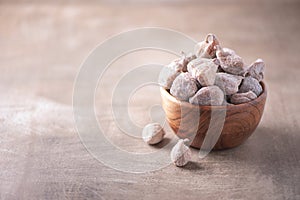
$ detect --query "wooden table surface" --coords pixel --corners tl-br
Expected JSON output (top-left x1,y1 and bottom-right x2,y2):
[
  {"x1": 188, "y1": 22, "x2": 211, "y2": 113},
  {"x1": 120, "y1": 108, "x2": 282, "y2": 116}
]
[{"x1": 1, "y1": 0, "x2": 300, "y2": 199}]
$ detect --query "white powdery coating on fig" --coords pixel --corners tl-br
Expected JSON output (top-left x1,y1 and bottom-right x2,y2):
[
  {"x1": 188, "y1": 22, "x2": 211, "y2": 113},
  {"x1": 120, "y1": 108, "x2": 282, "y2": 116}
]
[
  {"x1": 158, "y1": 64, "x2": 181, "y2": 89},
  {"x1": 214, "y1": 73, "x2": 244, "y2": 95},
  {"x1": 239, "y1": 76, "x2": 263, "y2": 96},
  {"x1": 170, "y1": 139, "x2": 191, "y2": 167},
  {"x1": 189, "y1": 85, "x2": 224, "y2": 106},
  {"x1": 177, "y1": 52, "x2": 197, "y2": 72},
  {"x1": 194, "y1": 34, "x2": 220, "y2": 59},
  {"x1": 142, "y1": 123, "x2": 165, "y2": 145},
  {"x1": 170, "y1": 73, "x2": 199, "y2": 101},
  {"x1": 216, "y1": 47, "x2": 246, "y2": 75},
  {"x1": 158, "y1": 53, "x2": 197, "y2": 89},
  {"x1": 245, "y1": 58, "x2": 265, "y2": 81},
  {"x1": 187, "y1": 58, "x2": 219, "y2": 86},
  {"x1": 231, "y1": 91, "x2": 257, "y2": 104}
]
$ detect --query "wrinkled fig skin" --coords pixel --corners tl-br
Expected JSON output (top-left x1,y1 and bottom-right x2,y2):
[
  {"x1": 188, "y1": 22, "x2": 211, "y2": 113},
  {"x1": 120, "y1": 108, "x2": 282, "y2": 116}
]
[
  {"x1": 187, "y1": 57, "x2": 211, "y2": 68},
  {"x1": 180, "y1": 53, "x2": 197, "y2": 72},
  {"x1": 163, "y1": 34, "x2": 265, "y2": 106},
  {"x1": 158, "y1": 64, "x2": 181, "y2": 89},
  {"x1": 170, "y1": 73, "x2": 199, "y2": 101},
  {"x1": 169, "y1": 58, "x2": 185, "y2": 72},
  {"x1": 214, "y1": 73, "x2": 243, "y2": 95},
  {"x1": 167, "y1": 53, "x2": 197, "y2": 73},
  {"x1": 189, "y1": 86, "x2": 224, "y2": 106},
  {"x1": 231, "y1": 91, "x2": 257, "y2": 104},
  {"x1": 187, "y1": 58, "x2": 219, "y2": 86},
  {"x1": 142, "y1": 123, "x2": 165, "y2": 145},
  {"x1": 186, "y1": 53, "x2": 197, "y2": 62},
  {"x1": 187, "y1": 57, "x2": 219, "y2": 69},
  {"x1": 216, "y1": 47, "x2": 246, "y2": 75},
  {"x1": 239, "y1": 76, "x2": 263, "y2": 96},
  {"x1": 168, "y1": 52, "x2": 196, "y2": 72},
  {"x1": 170, "y1": 139, "x2": 191, "y2": 167},
  {"x1": 195, "y1": 34, "x2": 220, "y2": 59},
  {"x1": 245, "y1": 58, "x2": 265, "y2": 81}
]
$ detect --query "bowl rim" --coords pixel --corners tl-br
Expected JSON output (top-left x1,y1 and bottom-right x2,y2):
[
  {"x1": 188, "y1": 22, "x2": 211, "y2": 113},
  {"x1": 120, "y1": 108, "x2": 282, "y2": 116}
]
[{"x1": 160, "y1": 81, "x2": 267, "y2": 110}]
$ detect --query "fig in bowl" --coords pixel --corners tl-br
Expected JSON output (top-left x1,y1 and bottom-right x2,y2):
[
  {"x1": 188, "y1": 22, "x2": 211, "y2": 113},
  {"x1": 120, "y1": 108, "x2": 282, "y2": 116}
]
[{"x1": 159, "y1": 34, "x2": 267, "y2": 150}]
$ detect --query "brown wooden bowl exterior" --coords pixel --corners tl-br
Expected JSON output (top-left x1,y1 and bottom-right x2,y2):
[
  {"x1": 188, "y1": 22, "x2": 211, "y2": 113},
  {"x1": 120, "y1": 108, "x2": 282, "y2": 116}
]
[{"x1": 160, "y1": 82, "x2": 267, "y2": 150}]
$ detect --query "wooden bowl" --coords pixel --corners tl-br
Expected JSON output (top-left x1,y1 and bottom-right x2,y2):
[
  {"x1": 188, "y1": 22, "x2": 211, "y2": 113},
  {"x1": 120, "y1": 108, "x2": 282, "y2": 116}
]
[{"x1": 160, "y1": 82, "x2": 267, "y2": 150}]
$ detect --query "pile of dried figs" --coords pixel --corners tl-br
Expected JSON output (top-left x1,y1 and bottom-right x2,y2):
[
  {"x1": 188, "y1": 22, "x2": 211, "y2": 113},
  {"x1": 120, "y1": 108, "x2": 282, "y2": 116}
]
[{"x1": 159, "y1": 34, "x2": 265, "y2": 105}]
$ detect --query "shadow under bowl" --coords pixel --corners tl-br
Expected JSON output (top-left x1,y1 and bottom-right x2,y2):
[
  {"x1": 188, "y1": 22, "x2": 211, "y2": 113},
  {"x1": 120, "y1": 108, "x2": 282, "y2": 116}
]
[{"x1": 160, "y1": 82, "x2": 267, "y2": 150}]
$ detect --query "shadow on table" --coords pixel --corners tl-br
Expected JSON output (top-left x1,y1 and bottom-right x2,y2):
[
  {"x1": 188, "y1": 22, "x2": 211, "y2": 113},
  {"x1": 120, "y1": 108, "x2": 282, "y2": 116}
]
[
  {"x1": 181, "y1": 161, "x2": 205, "y2": 171},
  {"x1": 151, "y1": 137, "x2": 172, "y2": 149}
]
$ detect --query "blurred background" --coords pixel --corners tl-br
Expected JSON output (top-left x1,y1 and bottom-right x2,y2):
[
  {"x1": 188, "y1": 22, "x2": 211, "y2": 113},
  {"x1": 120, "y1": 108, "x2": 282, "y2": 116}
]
[
  {"x1": 1, "y1": 0, "x2": 300, "y2": 199},
  {"x1": 1, "y1": 0, "x2": 299, "y2": 104}
]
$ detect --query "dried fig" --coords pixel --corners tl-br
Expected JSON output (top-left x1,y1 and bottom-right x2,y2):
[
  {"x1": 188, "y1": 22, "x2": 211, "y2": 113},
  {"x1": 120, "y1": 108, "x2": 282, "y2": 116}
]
[
  {"x1": 230, "y1": 91, "x2": 257, "y2": 104},
  {"x1": 170, "y1": 72, "x2": 199, "y2": 101},
  {"x1": 158, "y1": 64, "x2": 181, "y2": 89},
  {"x1": 215, "y1": 73, "x2": 243, "y2": 95},
  {"x1": 245, "y1": 58, "x2": 265, "y2": 81},
  {"x1": 187, "y1": 58, "x2": 219, "y2": 86},
  {"x1": 189, "y1": 86, "x2": 224, "y2": 106},
  {"x1": 194, "y1": 34, "x2": 220, "y2": 58},
  {"x1": 239, "y1": 76, "x2": 263, "y2": 96},
  {"x1": 216, "y1": 46, "x2": 246, "y2": 75}
]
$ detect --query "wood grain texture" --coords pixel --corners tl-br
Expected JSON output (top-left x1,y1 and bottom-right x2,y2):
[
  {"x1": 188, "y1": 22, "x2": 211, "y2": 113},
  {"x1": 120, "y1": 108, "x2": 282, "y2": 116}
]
[
  {"x1": 161, "y1": 83, "x2": 267, "y2": 150},
  {"x1": 0, "y1": 0, "x2": 300, "y2": 199}
]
